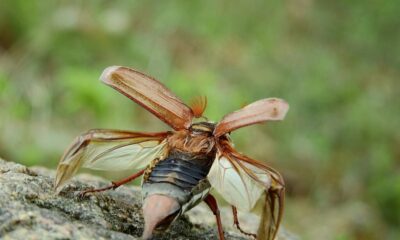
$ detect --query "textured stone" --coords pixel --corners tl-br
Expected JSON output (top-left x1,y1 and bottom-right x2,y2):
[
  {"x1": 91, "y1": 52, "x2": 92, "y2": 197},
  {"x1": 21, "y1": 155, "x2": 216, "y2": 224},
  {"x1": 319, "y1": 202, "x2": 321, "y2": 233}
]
[
  {"x1": 0, "y1": 158, "x2": 299, "y2": 240},
  {"x1": 0, "y1": 159, "x2": 246, "y2": 240}
]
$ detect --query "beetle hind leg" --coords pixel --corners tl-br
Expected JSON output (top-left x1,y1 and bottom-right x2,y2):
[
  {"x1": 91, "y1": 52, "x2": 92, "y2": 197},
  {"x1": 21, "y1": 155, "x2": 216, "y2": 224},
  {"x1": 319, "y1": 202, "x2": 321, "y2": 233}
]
[{"x1": 232, "y1": 206, "x2": 257, "y2": 239}]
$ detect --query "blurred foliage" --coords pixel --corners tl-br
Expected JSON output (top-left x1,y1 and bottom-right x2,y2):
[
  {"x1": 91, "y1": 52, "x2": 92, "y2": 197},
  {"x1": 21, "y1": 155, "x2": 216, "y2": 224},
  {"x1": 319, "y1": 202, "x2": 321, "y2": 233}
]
[{"x1": 0, "y1": 1, "x2": 399, "y2": 239}]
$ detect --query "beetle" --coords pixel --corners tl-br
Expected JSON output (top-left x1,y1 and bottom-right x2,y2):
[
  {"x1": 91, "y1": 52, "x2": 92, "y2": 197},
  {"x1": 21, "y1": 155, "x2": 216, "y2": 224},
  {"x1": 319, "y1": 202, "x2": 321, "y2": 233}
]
[{"x1": 54, "y1": 66, "x2": 289, "y2": 240}]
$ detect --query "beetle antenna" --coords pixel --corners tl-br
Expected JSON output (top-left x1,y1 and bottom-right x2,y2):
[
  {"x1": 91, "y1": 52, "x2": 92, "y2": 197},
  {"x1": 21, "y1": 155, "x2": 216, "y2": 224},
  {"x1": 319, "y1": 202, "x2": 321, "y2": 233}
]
[{"x1": 190, "y1": 96, "x2": 207, "y2": 118}]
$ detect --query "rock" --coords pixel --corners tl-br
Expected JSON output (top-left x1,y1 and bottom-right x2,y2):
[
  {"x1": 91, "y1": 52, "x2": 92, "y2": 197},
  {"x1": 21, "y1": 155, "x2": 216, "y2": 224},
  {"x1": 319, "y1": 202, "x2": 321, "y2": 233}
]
[{"x1": 0, "y1": 158, "x2": 247, "y2": 240}]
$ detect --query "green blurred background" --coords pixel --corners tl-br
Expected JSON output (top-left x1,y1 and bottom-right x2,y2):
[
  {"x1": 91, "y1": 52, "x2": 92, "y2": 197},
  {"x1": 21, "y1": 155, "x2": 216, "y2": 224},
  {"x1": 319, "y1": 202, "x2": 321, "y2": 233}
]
[{"x1": 0, "y1": 1, "x2": 399, "y2": 239}]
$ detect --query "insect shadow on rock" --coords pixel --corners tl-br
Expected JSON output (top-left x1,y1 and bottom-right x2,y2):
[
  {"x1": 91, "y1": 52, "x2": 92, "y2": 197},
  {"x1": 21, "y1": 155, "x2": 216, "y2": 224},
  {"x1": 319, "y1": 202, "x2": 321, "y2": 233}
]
[{"x1": 54, "y1": 66, "x2": 289, "y2": 240}]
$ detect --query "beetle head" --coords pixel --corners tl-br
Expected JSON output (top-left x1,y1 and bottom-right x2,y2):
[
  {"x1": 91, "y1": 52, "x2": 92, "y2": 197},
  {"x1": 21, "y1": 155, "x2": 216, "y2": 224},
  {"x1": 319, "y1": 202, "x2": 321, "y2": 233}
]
[{"x1": 189, "y1": 121, "x2": 215, "y2": 135}]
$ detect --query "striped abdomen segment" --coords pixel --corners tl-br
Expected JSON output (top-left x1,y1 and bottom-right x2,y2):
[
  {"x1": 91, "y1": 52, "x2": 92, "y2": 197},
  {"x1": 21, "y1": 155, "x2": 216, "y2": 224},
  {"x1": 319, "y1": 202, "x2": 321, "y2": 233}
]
[{"x1": 146, "y1": 150, "x2": 213, "y2": 191}]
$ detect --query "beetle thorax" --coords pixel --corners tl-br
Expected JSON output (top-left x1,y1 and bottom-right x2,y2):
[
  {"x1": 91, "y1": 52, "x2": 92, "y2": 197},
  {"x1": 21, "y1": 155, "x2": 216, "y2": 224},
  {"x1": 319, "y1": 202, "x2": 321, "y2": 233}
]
[{"x1": 167, "y1": 122, "x2": 216, "y2": 154}]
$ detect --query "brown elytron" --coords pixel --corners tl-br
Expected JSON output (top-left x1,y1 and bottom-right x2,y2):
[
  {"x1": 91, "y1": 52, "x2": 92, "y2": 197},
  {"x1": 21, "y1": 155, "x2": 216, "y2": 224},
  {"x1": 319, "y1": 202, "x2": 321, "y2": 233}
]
[{"x1": 54, "y1": 66, "x2": 289, "y2": 240}]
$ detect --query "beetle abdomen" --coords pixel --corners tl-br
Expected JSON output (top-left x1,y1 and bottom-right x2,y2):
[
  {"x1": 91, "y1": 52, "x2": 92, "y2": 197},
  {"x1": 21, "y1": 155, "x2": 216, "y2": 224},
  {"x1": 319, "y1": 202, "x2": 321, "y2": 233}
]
[{"x1": 145, "y1": 150, "x2": 213, "y2": 191}]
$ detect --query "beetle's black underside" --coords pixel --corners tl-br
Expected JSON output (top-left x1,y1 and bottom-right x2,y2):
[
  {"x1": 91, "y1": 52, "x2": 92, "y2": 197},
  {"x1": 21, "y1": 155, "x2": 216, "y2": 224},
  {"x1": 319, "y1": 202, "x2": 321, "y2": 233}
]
[{"x1": 145, "y1": 149, "x2": 214, "y2": 191}]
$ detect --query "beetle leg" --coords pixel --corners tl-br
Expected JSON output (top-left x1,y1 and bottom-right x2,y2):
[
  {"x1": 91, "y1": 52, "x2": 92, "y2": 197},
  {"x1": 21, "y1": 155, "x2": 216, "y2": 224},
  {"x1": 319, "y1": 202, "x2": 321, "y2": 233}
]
[
  {"x1": 78, "y1": 169, "x2": 145, "y2": 197},
  {"x1": 204, "y1": 194, "x2": 225, "y2": 240},
  {"x1": 232, "y1": 206, "x2": 257, "y2": 239}
]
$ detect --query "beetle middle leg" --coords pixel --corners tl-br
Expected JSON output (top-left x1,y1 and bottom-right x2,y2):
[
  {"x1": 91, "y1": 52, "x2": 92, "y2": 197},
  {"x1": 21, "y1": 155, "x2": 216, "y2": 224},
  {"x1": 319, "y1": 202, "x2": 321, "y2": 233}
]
[
  {"x1": 78, "y1": 169, "x2": 145, "y2": 198},
  {"x1": 204, "y1": 194, "x2": 225, "y2": 240}
]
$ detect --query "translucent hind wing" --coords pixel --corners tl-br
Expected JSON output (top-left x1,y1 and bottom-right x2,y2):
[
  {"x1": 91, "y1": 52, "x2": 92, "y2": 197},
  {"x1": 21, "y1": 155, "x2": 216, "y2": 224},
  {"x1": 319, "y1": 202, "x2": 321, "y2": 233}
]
[
  {"x1": 207, "y1": 140, "x2": 284, "y2": 240},
  {"x1": 207, "y1": 155, "x2": 269, "y2": 211},
  {"x1": 54, "y1": 129, "x2": 169, "y2": 192}
]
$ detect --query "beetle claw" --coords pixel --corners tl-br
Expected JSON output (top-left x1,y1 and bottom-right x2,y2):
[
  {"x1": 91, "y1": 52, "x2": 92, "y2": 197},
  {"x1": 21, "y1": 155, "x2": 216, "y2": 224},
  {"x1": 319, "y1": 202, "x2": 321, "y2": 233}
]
[{"x1": 76, "y1": 187, "x2": 94, "y2": 199}]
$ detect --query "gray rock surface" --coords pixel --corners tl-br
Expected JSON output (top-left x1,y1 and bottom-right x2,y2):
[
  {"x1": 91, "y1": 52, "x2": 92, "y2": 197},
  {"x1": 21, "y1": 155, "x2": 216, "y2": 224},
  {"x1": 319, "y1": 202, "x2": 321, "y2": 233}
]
[
  {"x1": 0, "y1": 158, "x2": 247, "y2": 240},
  {"x1": 0, "y1": 158, "x2": 299, "y2": 240}
]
